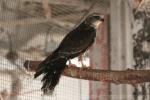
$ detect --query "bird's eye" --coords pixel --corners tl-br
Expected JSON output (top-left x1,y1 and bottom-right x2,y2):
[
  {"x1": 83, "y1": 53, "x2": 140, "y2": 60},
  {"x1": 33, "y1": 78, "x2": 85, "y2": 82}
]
[{"x1": 94, "y1": 16, "x2": 100, "y2": 19}]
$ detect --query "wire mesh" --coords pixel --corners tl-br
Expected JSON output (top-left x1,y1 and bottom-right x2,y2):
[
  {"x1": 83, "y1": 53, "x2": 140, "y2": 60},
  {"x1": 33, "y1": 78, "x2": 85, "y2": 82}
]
[
  {"x1": 0, "y1": 0, "x2": 150, "y2": 100},
  {"x1": 0, "y1": 0, "x2": 109, "y2": 100}
]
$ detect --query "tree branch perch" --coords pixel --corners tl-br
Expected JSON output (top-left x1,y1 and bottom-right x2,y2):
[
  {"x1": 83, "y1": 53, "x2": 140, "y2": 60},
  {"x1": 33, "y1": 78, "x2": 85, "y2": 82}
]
[{"x1": 24, "y1": 60, "x2": 150, "y2": 85}]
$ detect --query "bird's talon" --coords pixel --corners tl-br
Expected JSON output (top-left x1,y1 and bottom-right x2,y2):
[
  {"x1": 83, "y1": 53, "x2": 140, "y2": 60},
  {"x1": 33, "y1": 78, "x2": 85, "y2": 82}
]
[
  {"x1": 68, "y1": 63, "x2": 76, "y2": 67},
  {"x1": 68, "y1": 60, "x2": 76, "y2": 67}
]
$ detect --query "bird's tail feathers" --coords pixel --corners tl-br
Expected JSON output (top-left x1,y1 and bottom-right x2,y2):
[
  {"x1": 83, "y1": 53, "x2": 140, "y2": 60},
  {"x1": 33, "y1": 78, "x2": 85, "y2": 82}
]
[
  {"x1": 34, "y1": 55, "x2": 67, "y2": 94},
  {"x1": 34, "y1": 53, "x2": 56, "y2": 78}
]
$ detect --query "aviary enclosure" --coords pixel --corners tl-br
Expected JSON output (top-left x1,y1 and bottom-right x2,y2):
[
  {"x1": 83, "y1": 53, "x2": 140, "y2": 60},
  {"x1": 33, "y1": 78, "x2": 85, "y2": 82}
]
[{"x1": 0, "y1": 0, "x2": 149, "y2": 100}]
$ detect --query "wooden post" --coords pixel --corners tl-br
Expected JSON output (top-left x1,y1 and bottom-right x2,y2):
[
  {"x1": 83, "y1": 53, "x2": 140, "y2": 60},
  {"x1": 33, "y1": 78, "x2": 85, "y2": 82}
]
[
  {"x1": 110, "y1": 0, "x2": 133, "y2": 99},
  {"x1": 89, "y1": 15, "x2": 109, "y2": 100}
]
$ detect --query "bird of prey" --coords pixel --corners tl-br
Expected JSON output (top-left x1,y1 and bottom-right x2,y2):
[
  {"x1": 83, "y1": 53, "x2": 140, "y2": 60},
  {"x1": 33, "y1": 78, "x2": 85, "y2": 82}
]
[{"x1": 34, "y1": 13, "x2": 104, "y2": 94}]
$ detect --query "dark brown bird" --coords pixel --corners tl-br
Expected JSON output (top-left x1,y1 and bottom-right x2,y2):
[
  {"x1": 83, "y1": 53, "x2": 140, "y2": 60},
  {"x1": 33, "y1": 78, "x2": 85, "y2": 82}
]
[{"x1": 34, "y1": 13, "x2": 104, "y2": 94}]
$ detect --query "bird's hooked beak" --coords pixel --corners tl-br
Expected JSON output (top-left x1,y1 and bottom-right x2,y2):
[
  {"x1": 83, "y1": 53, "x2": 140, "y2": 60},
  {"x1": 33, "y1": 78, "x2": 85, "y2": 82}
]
[{"x1": 93, "y1": 15, "x2": 104, "y2": 29}]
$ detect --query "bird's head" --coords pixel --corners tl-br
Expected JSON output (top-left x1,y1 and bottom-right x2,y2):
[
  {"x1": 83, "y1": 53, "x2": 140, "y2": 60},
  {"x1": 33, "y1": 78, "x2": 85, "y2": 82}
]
[{"x1": 84, "y1": 13, "x2": 104, "y2": 29}]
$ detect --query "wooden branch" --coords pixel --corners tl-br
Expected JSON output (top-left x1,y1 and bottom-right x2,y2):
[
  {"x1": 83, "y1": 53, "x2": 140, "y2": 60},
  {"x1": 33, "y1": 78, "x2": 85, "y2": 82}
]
[{"x1": 24, "y1": 60, "x2": 150, "y2": 85}]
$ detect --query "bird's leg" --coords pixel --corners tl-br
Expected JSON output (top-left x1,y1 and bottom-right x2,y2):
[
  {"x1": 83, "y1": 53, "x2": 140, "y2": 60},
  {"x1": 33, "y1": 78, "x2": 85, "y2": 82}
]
[
  {"x1": 68, "y1": 60, "x2": 76, "y2": 67},
  {"x1": 78, "y1": 54, "x2": 87, "y2": 68}
]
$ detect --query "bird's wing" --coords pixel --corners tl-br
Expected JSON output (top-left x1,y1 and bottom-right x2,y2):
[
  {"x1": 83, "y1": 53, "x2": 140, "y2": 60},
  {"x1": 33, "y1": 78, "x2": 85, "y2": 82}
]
[{"x1": 55, "y1": 26, "x2": 96, "y2": 58}]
